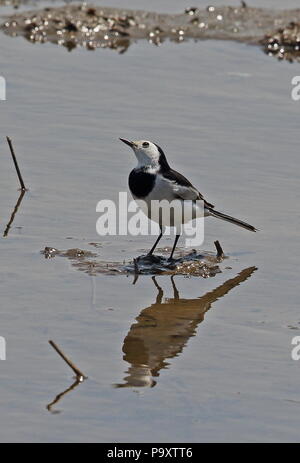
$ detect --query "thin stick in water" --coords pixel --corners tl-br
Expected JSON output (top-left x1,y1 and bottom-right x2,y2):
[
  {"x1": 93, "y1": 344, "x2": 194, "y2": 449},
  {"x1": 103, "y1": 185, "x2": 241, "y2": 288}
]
[
  {"x1": 48, "y1": 340, "x2": 87, "y2": 379},
  {"x1": 6, "y1": 136, "x2": 27, "y2": 191}
]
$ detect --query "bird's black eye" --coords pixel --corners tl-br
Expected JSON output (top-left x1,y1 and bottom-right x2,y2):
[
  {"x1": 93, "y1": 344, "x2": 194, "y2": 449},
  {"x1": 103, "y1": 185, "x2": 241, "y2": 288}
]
[{"x1": 142, "y1": 142, "x2": 149, "y2": 148}]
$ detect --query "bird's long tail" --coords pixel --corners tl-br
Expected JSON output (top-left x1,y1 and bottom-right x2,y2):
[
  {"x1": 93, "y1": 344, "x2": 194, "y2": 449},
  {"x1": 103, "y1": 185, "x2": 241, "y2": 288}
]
[{"x1": 207, "y1": 208, "x2": 257, "y2": 232}]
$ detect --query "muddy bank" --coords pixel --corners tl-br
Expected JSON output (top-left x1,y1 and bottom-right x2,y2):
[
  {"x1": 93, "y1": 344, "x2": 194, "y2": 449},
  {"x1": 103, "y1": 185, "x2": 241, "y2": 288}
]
[{"x1": 2, "y1": 3, "x2": 300, "y2": 60}]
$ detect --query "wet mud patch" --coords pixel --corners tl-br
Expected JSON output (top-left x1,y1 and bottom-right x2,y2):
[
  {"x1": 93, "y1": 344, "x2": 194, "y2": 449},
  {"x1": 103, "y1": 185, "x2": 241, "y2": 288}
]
[
  {"x1": 2, "y1": 3, "x2": 300, "y2": 60},
  {"x1": 41, "y1": 241, "x2": 226, "y2": 277},
  {"x1": 42, "y1": 246, "x2": 97, "y2": 260},
  {"x1": 262, "y1": 21, "x2": 300, "y2": 62}
]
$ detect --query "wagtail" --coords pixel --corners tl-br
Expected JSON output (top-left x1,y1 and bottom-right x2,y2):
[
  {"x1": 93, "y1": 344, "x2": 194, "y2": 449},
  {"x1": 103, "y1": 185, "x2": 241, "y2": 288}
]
[{"x1": 120, "y1": 139, "x2": 256, "y2": 259}]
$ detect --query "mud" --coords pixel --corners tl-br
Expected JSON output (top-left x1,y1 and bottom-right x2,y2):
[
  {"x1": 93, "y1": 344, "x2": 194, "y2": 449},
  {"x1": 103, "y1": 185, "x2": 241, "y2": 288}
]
[
  {"x1": 2, "y1": 3, "x2": 300, "y2": 60},
  {"x1": 262, "y1": 21, "x2": 300, "y2": 62},
  {"x1": 41, "y1": 244, "x2": 226, "y2": 277}
]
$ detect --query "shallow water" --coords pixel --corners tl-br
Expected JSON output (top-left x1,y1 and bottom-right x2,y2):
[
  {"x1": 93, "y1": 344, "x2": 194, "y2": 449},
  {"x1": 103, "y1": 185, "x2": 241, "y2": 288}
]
[{"x1": 0, "y1": 0, "x2": 300, "y2": 443}]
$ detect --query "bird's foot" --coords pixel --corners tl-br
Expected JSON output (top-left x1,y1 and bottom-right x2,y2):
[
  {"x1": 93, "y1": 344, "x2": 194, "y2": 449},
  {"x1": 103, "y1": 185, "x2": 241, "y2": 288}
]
[{"x1": 137, "y1": 253, "x2": 164, "y2": 264}]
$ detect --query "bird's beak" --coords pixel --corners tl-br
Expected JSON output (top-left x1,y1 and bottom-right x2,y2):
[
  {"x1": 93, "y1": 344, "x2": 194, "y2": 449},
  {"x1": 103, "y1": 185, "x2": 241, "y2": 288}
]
[{"x1": 119, "y1": 138, "x2": 137, "y2": 148}]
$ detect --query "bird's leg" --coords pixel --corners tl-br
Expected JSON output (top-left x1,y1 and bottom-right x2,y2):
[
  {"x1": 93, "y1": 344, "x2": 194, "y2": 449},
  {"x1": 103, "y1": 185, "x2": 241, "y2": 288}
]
[
  {"x1": 148, "y1": 228, "x2": 163, "y2": 256},
  {"x1": 169, "y1": 234, "x2": 180, "y2": 260}
]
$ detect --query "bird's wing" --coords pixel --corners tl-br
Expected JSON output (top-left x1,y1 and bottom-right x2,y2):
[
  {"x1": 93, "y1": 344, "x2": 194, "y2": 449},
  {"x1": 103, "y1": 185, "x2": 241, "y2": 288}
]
[{"x1": 163, "y1": 169, "x2": 214, "y2": 208}]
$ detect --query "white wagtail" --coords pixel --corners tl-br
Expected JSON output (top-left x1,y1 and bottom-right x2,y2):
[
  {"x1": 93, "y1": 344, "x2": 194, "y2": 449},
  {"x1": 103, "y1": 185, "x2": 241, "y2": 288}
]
[{"x1": 120, "y1": 139, "x2": 256, "y2": 260}]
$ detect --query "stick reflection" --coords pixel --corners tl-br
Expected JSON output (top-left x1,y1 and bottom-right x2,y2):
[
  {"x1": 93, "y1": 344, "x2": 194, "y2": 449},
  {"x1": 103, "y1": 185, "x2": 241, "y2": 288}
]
[
  {"x1": 115, "y1": 267, "x2": 257, "y2": 388},
  {"x1": 46, "y1": 377, "x2": 84, "y2": 414},
  {"x1": 3, "y1": 190, "x2": 25, "y2": 237}
]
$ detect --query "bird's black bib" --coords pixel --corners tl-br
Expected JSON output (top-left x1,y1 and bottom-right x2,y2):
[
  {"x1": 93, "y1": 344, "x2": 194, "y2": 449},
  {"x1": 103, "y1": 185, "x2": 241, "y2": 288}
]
[{"x1": 129, "y1": 169, "x2": 156, "y2": 198}]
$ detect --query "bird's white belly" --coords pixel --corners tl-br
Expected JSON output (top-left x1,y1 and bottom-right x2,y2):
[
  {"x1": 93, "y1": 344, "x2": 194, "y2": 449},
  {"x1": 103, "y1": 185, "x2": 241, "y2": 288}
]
[{"x1": 132, "y1": 189, "x2": 209, "y2": 228}]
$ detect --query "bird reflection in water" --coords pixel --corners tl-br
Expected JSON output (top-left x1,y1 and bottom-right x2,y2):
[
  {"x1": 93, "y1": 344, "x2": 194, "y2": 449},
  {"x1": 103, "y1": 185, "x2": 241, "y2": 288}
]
[{"x1": 115, "y1": 267, "x2": 257, "y2": 388}]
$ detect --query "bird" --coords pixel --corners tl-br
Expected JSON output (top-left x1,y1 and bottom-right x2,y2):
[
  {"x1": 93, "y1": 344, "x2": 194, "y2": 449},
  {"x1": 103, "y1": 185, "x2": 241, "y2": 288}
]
[{"x1": 120, "y1": 138, "x2": 256, "y2": 260}]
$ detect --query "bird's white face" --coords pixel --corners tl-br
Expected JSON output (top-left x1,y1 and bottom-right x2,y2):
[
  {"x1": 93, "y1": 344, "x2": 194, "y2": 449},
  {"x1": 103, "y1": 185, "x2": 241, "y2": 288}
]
[{"x1": 120, "y1": 139, "x2": 160, "y2": 169}]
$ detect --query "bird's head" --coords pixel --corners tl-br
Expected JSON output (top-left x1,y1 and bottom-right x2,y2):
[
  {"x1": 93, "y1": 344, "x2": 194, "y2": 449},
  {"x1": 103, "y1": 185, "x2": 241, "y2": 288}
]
[{"x1": 119, "y1": 138, "x2": 170, "y2": 171}]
